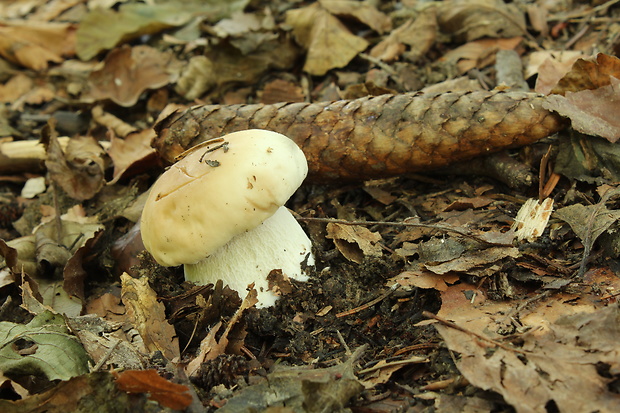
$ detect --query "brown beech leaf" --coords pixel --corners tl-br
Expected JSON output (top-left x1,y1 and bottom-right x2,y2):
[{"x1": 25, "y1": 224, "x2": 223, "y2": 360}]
[
  {"x1": 390, "y1": 270, "x2": 459, "y2": 292},
  {"x1": 43, "y1": 125, "x2": 105, "y2": 201},
  {"x1": 319, "y1": 0, "x2": 392, "y2": 34},
  {"x1": 120, "y1": 273, "x2": 180, "y2": 362},
  {"x1": 0, "y1": 20, "x2": 75, "y2": 70},
  {"x1": 115, "y1": 370, "x2": 192, "y2": 410},
  {"x1": 326, "y1": 223, "x2": 382, "y2": 263},
  {"x1": 286, "y1": 2, "x2": 368, "y2": 75},
  {"x1": 529, "y1": 51, "x2": 584, "y2": 94},
  {"x1": 107, "y1": 129, "x2": 158, "y2": 184},
  {"x1": 440, "y1": 37, "x2": 523, "y2": 74},
  {"x1": 438, "y1": 0, "x2": 525, "y2": 42},
  {"x1": 370, "y1": 8, "x2": 437, "y2": 62},
  {"x1": 86, "y1": 45, "x2": 174, "y2": 107},
  {"x1": 436, "y1": 303, "x2": 620, "y2": 413},
  {"x1": 544, "y1": 77, "x2": 620, "y2": 142},
  {"x1": 550, "y1": 53, "x2": 620, "y2": 96}
]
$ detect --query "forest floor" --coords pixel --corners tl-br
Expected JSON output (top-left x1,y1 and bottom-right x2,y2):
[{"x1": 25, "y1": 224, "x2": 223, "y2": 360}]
[{"x1": 1, "y1": 0, "x2": 620, "y2": 412}]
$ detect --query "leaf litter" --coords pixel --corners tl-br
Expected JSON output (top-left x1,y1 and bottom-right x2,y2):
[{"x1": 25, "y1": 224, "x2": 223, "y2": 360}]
[{"x1": 1, "y1": 0, "x2": 620, "y2": 412}]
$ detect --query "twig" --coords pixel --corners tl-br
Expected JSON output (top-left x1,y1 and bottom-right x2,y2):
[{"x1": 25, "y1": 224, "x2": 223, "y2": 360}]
[
  {"x1": 298, "y1": 217, "x2": 512, "y2": 247},
  {"x1": 336, "y1": 330, "x2": 352, "y2": 356},
  {"x1": 423, "y1": 311, "x2": 529, "y2": 354},
  {"x1": 336, "y1": 284, "x2": 400, "y2": 318},
  {"x1": 357, "y1": 354, "x2": 427, "y2": 375},
  {"x1": 92, "y1": 338, "x2": 120, "y2": 372}
]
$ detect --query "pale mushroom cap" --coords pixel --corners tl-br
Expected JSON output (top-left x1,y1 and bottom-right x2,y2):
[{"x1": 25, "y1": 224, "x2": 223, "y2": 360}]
[{"x1": 140, "y1": 129, "x2": 308, "y2": 267}]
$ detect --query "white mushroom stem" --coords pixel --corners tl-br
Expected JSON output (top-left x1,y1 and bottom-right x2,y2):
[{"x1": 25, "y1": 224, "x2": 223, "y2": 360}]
[{"x1": 183, "y1": 206, "x2": 314, "y2": 307}]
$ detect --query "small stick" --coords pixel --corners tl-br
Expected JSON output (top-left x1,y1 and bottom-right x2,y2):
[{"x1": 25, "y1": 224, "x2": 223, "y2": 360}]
[
  {"x1": 422, "y1": 311, "x2": 529, "y2": 354},
  {"x1": 336, "y1": 284, "x2": 399, "y2": 318},
  {"x1": 298, "y1": 217, "x2": 512, "y2": 247}
]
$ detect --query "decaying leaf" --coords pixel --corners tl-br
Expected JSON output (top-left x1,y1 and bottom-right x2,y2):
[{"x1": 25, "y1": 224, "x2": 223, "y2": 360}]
[
  {"x1": 435, "y1": 304, "x2": 620, "y2": 413},
  {"x1": 43, "y1": 124, "x2": 106, "y2": 201},
  {"x1": 555, "y1": 200, "x2": 620, "y2": 254},
  {"x1": 120, "y1": 273, "x2": 180, "y2": 362},
  {"x1": 544, "y1": 77, "x2": 620, "y2": 142},
  {"x1": 107, "y1": 129, "x2": 157, "y2": 184},
  {"x1": 175, "y1": 55, "x2": 215, "y2": 101},
  {"x1": 438, "y1": 0, "x2": 526, "y2": 42},
  {"x1": 75, "y1": 0, "x2": 250, "y2": 60},
  {"x1": 114, "y1": 370, "x2": 192, "y2": 410},
  {"x1": 528, "y1": 50, "x2": 584, "y2": 94},
  {"x1": 85, "y1": 45, "x2": 175, "y2": 107},
  {"x1": 186, "y1": 289, "x2": 257, "y2": 377},
  {"x1": 0, "y1": 20, "x2": 75, "y2": 70},
  {"x1": 0, "y1": 372, "x2": 131, "y2": 413},
  {"x1": 550, "y1": 53, "x2": 620, "y2": 96},
  {"x1": 389, "y1": 270, "x2": 460, "y2": 292},
  {"x1": 370, "y1": 8, "x2": 437, "y2": 62},
  {"x1": 425, "y1": 246, "x2": 520, "y2": 275},
  {"x1": 440, "y1": 36, "x2": 523, "y2": 74},
  {"x1": 286, "y1": 2, "x2": 370, "y2": 75},
  {"x1": 0, "y1": 311, "x2": 91, "y2": 390},
  {"x1": 217, "y1": 346, "x2": 365, "y2": 413},
  {"x1": 319, "y1": 0, "x2": 392, "y2": 34},
  {"x1": 326, "y1": 223, "x2": 382, "y2": 263},
  {"x1": 66, "y1": 314, "x2": 145, "y2": 372}
]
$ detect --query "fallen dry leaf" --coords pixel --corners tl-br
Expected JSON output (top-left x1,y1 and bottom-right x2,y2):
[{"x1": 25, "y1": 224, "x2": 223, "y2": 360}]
[
  {"x1": 389, "y1": 270, "x2": 460, "y2": 292},
  {"x1": 440, "y1": 37, "x2": 523, "y2": 74},
  {"x1": 370, "y1": 7, "x2": 437, "y2": 62},
  {"x1": 544, "y1": 77, "x2": 620, "y2": 142},
  {"x1": 550, "y1": 53, "x2": 620, "y2": 96},
  {"x1": 425, "y1": 246, "x2": 520, "y2": 275},
  {"x1": 0, "y1": 20, "x2": 75, "y2": 70},
  {"x1": 326, "y1": 223, "x2": 382, "y2": 263},
  {"x1": 186, "y1": 288, "x2": 257, "y2": 378},
  {"x1": 286, "y1": 2, "x2": 369, "y2": 75},
  {"x1": 319, "y1": 0, "x2": 392, "y2": 34},
  {"x1": 436, "y1": 304, "x2": 620, "y2": 413},
  {"x1": 86, "y1": 45, "x2": 175, "y2": 107},
  {"x1": 114, "y1": 369, "x2": 192, "y2": 410},
  {"x1": 120, "y1": 272, "x2": 180, "y2": 362},
  {"x1": 529, "y1": 50, "x2": 584, "y2": 94},
  {"x1": 107, "y1": 129, "x2": 157, "y2": 184},
  {"x1": 44, "y1": 128, "x2": 106, "y2": 201},
  {"x1": 438, "y1": 0, "x2": 526, "y2": 42}
]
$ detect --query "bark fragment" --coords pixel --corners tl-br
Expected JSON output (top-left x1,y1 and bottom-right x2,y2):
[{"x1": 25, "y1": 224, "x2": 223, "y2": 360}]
[{"x1": 153, "y1": 90, "x2": 566, "y2": 183}]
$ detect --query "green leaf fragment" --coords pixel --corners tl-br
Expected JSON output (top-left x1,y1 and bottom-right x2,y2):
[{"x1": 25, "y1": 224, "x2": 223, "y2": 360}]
[{"x1": 0, "y1": 311, "x2": 91, "y2": 382}]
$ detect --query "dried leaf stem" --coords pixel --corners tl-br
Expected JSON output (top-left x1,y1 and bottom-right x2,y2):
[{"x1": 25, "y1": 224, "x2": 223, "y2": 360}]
[{"x1": 298, "y1": 216, "x2": 512, "y2": 247}]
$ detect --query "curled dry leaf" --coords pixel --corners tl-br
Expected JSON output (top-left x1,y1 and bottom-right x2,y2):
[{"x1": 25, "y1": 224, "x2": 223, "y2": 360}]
[
  {"x1": 544, "y1": 77, "x2": 620, "y2": 142},
  {"x1": 44, "y1": 127, "x2": 106, "y2": 201},
  {"x1": 550, "y1": 53, "x2": 620, "y2": 96},
  {"x1": 86, "y1": 45, "x2": 175, "y2": 107},
  {"x1": 107, "y1": 129, "x2": 158, "y2": 184},
  {"x1": 114, "y1": 370, "x2": 192, "y2": 410},
  {"x1": 542, "y1": 54, "x2": 620, "y2": 142},
  {"x1": 370, "y1": 7, "x2": 437, "y2": 62},
  {"x1": 286, "y1": 2, "x2": 369, "y2": 75},
  {"x1": 440, "y1": 36, "x2": 523, "y2": 74},
  {"x1": 326, "y1": 223, "x2": 382, "y2": 263},
  {"x1": 438, "y1": 0, "x2": 526, "y2": 42},
  {"x1": 0, "y1": 20, "x2": 76, "y2": 70},
  {"x1": 319, "y1": 0, "x2": 392, "y2": 34},
  {"x1": 120, "y1": 273, "x2": 180, "y2": 362}
]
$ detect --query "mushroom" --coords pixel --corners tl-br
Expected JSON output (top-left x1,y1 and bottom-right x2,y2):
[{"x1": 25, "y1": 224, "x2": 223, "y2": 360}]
[{"x1": 140, "y1": 129, "x2": 314, "y2": 307}]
